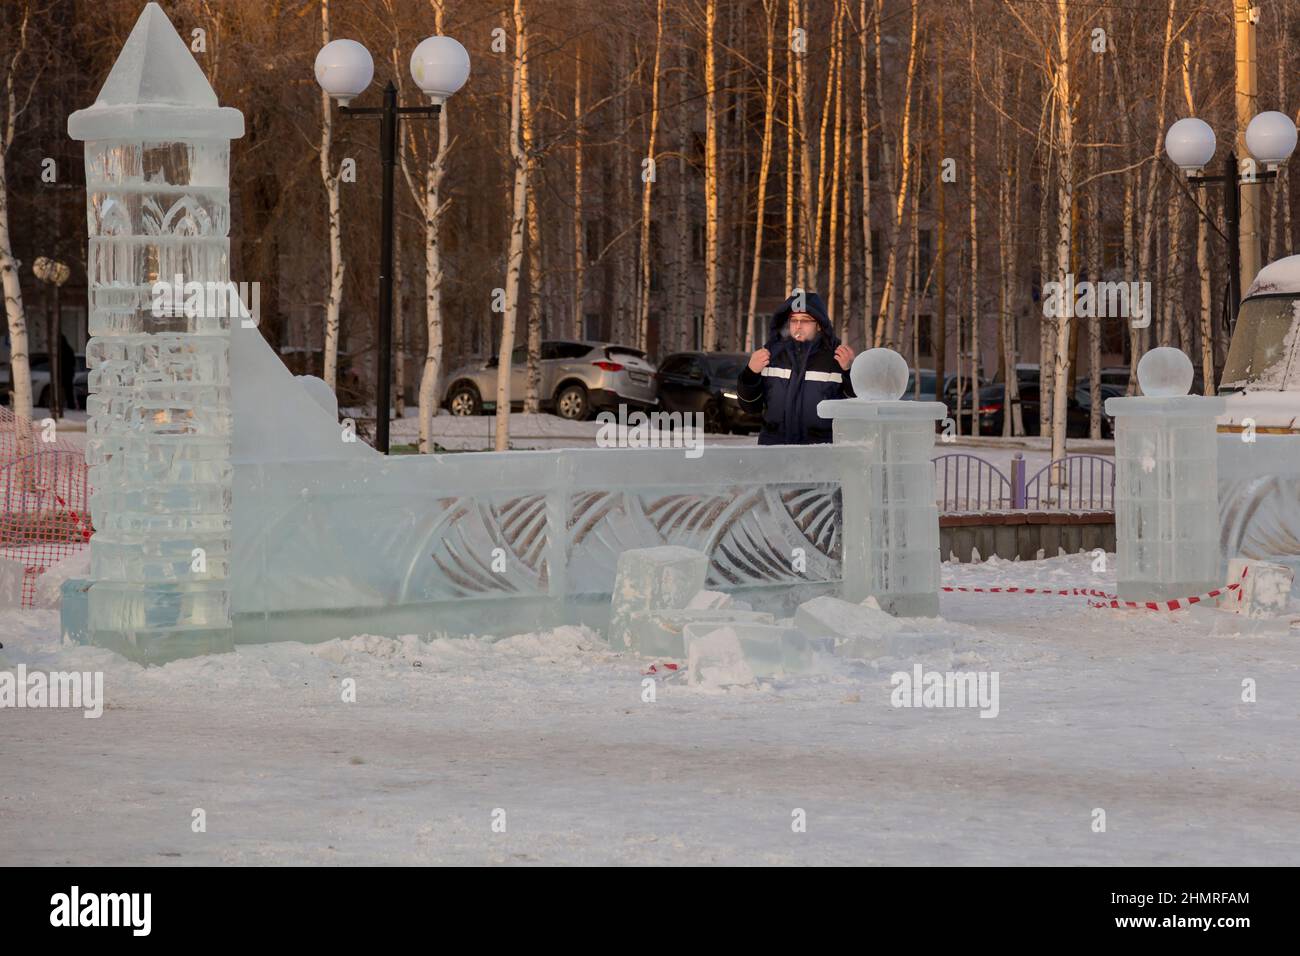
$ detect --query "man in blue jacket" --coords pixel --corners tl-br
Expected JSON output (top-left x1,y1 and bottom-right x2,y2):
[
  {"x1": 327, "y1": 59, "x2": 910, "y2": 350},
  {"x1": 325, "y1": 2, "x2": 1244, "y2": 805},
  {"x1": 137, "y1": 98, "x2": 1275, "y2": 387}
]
[{"x1": 738, "y1": 290, "x2": 855, "y2": 445}]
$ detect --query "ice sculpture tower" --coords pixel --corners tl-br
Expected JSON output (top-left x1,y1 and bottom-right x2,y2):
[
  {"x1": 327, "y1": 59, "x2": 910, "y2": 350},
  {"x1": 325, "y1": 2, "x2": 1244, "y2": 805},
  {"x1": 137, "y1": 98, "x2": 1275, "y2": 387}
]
[
  {"x1": 67, "y1": 3, "x2": 244, "y2": 663},
  {"x1": 818, "y1": 349, "x2": 945, "y2": 616},
  {"x1": 1105, "y1": 347, "x2": 1225, "y2": 602}
]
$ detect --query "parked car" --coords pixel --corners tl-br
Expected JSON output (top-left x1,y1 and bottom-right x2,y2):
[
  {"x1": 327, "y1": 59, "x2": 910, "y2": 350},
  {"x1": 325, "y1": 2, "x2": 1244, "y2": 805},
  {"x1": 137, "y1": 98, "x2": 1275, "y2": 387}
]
[
  {"x1": 901, "y1": 368, "x2": 939, "y2": 401},
  {"x1": 656, "y1": 351, "x2": 763, "y2": 434},
  {"x1": 31, "y1": 353, "x2": 88, "y2": 410},
  {"x1": 0, "y1": 351, "x2": 88, "y2": 409},
  {"x1": 949, "y1": 364, "x2": 1119, "y2": 438},
  {"x1": 442, "y1": 340, "x2": 658, "y2": 420}
]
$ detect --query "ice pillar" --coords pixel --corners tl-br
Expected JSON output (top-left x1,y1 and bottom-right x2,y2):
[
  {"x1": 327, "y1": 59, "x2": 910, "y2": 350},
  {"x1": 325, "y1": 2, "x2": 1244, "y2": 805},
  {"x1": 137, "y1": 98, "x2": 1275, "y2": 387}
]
[
  {"x1": 1105, "y1": 347, "x2": 1225, "y2": 602},
  {"x1": 819, "y1": 349, "x2": 945, "y2": 616},
  {"x1": 67, "y1": 3, "x2": 245, "y2": 663}
]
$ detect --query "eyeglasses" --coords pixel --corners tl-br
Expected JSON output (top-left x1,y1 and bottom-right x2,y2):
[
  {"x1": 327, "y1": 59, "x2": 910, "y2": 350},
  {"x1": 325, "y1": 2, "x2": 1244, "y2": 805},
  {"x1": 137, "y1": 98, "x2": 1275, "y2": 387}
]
[{"x1": 788, "y1": 317, "x2": 817, "y2": 326}]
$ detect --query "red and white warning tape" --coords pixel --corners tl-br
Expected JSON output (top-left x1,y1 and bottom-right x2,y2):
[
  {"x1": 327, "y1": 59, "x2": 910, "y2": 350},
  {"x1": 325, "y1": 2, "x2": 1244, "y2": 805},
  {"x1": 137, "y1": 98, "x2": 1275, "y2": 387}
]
[
  {"x1": 942, "y1": 585, "x2": 1117, "y2": 599},
  {"x1": 943, "y1": 567, "x2": 1248, "y2": 613}
]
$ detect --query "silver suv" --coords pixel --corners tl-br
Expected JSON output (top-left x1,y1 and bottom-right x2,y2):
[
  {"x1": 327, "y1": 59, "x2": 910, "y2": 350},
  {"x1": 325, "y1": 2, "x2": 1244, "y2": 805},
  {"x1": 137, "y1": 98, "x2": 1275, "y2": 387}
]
[{"x1": 442, "y1": 340, "x2": 658, "y2": 420}]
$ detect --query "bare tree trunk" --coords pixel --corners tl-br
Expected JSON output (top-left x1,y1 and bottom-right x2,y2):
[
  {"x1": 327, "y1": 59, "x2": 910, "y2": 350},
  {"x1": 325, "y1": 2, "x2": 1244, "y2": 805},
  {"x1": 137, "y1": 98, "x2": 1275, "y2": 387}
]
[
  {"x1": 968, "y1": 2, "x2": 979, "y2": 434},
  {"x1": 826, "y1": 0, "x2": 845, "y2": 322},
  {"x1": 1038, "y1": 143, "x2": 1054, "y2": 440},
  {"x1": 858, "y1": 0, "x2": 875, "y2": 348},
  {"x1": 747, "y1": 0, "x2": 779, "y2": 351},
  {"x1": 0, "y1": 2, "x2": 33, "y2": 429},
  {"x1": 520, "y1": 13, "x2": 542, "y2": 413},
  {"x1": 1048, "y1": 0, "x2": 1075, "y2": 485},
  {"x1": 417, "y1": 0, "x2": 453, "y2": 453},
  {"x1": 793, "y1": 0, "x2": 812, "y2": 287},
  {"x1": 572, "y1": 63, "x2": 585, "y2": 341},
  {"x1": 1132, "y1": 0, "x2": 1177, "y2": 390},
  {"x1": 996, "y1": 48, "x2": 1017, "y2": 437},
  {"x1": 785, "y1": 0, "x2": 797, "y2": 294},
  {"x1": 703, "y1": 0, "x2": 720, "y2": 350},
  {"x1": 873, "y1": 0, "x2": 918, "y2": 349},
  {"x1": 934, "y1": 56, "x2": 945, "y2": 399},
  {"x1": 812, "y1": 1, "x2": 842, "y2": 284},
  {"x1": 496, "y1": 0, "x2": 529, "y2": 451},
  {"x1": 674, "y1": 35, "x2": 690, "y2": 350},
  {"x1": 1087, "y1": 57, "x2": 1102, "y2": 439},
  {"x1": 320, "y1": 0, "x2": 344, "y2": 393},
  {"x1": 638, "y1": 0, "x2": 666, "y2": 351}
]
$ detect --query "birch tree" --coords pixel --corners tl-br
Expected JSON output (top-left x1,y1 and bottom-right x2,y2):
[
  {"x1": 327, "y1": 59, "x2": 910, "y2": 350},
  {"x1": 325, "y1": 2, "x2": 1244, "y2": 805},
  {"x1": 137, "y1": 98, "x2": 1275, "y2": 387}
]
[
  {"x1": 637, "y1": 0, "x2": 666, "y2": 351},
  {"x1": 414, "y1": 0, "x2": 455, "y2": 453},
  {"x1": 703, "y1": 0, "x2": 720, "y2": 350},
  {"x1": 0, "y1": 1, "x2": 36, "y2": 426},
  {"x1": 745, "y1": 0, "x2": 779, "y2": 352},
  {"x1": 496, "y1": 0, "x2": 528, "y2": 451},
  {"x1": 319, "y1": 0, "x2": 345, "y2": 393},
  {"x1": 520, "y1": 11, "x2": 542, "y2": 413},
  {"x1": 873, "y1": 0, "x2": 918, "y2": 350}
]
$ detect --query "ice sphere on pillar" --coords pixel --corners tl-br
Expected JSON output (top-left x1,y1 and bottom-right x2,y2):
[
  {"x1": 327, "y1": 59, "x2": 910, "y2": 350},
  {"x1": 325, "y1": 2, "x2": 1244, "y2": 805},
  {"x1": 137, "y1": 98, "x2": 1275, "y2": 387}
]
[
  {"x1": 1137, "y1": 347, "x2": 1194, "y2": 397},
  {"x1": 1105, "y1": 348, "x2": 1224, "y2": 602},
  {"x1": 850, "y1": 348, "x2": 910, "y2": 401},
  {"x1": 818, "y1": 348, "x2": 944, "y2": 616},
  {"x1": 608, "y1": 546, "x2": 708, "y2": 650}
]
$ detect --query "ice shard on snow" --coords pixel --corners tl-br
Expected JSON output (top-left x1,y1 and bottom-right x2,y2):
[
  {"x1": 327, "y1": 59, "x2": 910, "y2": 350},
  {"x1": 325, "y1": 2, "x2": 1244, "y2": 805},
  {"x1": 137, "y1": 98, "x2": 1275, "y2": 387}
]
[{"x1": 67, "y1": 3, "x2": 244, "y2": 663}]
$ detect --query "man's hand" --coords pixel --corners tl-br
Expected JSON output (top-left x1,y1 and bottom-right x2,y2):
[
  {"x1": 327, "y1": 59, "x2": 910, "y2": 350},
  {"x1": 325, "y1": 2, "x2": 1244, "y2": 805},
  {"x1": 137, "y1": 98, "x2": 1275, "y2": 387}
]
[
  {"x1": 747, "y1": 348, "x2": 771, "y2": 373},
  {"x1": 834, "y1": 344, "x2": 855, "y2": 371}
]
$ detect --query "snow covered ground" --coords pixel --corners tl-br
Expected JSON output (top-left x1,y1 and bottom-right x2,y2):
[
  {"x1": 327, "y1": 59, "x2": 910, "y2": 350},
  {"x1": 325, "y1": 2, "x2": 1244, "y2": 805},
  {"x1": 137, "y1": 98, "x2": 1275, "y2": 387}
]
[{"x1": 2, "y1": 553, "x2": 1295, "y2": 866}]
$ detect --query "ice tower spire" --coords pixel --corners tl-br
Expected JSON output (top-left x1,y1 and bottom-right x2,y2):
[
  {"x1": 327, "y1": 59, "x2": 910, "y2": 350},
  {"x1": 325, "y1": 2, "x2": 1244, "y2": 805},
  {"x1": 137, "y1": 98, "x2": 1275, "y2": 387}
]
[
  {"x1": 66, "y1": 2, "x2": 244, "y2": 663},
  {"x1": 69, "y1": 2, "x2": 242, "y2": 140}
]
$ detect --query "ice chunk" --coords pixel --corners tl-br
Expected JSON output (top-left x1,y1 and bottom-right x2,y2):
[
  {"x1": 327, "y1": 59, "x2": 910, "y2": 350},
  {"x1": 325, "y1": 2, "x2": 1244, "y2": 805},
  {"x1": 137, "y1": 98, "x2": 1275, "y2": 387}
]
[
  {"x1": 685, "y1": 626, "x2": 754, "y2": 688},
  {"x1": 685, "y1": 589, "x2": 734, "y2": 611},
  {"x1": 1221, "y1": 559, "x2": 1294, "y2": 619},
  {"x1": 628, "y1": 608, "x2": 775, "y2": 658},
  {"x1": 30, "y1": 548, "x2": 92, "y2": 610},
  {"x1": 608, "y1": 546, "x2": 708, "y2": 650},
  {"x1": 0, "y1": 558, "x2": 26, "y2": 608},
  {"x1": 685, "y1": 622, "x2": 813, "y2": 680},
  {"x1": 794, "y1": 595, "x2": 954, "y2": 660}
]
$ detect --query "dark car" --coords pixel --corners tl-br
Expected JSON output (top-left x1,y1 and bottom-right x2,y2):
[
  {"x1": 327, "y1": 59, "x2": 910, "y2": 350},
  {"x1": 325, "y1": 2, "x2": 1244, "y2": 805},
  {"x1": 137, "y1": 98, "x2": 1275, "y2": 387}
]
[
  {"x1": 656, "y1": 351, "x2": 763, "y2": 434},
  {"x1": 949, "y1": 365, "x2": 1120, "y2": 438}
]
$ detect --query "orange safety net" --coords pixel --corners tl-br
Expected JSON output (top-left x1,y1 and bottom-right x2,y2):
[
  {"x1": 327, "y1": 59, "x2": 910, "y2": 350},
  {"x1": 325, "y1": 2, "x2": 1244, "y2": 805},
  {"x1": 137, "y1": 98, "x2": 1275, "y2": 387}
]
[{"x1": 0, "y1": 409, "x2": 92, "y2": 607}]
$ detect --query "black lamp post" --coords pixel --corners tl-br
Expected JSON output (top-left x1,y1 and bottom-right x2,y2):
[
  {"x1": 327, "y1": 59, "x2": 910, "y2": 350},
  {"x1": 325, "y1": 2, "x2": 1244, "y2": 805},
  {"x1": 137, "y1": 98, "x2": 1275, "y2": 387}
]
[{"x1": 315, "y1": 37, "x2": 469, "y2": 453}]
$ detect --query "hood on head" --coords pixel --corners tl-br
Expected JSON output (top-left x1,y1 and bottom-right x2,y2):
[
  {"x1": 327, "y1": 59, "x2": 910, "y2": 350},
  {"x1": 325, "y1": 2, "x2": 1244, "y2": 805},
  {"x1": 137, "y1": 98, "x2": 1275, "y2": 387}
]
[{"x1": 767, "y1": 290, "x2": 838, "y2": 348}]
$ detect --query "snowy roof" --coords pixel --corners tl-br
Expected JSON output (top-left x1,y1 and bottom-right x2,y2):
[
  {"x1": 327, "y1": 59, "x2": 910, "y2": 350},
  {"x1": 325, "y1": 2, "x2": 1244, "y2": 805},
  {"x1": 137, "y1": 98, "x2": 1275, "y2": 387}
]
[
  {"x1": 68, "y1": 3, "x2": 243, "y2": 142},
  {"x1": 1245, "y1": 255, "x2": 1300, "y2": 299}
]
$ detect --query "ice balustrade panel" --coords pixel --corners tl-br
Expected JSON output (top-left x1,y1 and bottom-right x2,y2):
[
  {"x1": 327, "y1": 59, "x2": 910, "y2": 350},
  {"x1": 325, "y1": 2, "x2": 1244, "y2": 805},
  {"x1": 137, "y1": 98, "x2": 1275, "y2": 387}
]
[{"x1": 231, "y1": 445, "x2": 854, "y2": 617}]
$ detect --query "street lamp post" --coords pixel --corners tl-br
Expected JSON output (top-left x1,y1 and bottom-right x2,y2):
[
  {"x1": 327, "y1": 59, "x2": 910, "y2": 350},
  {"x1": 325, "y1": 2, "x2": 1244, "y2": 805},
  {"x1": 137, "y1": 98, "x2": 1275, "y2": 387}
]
[
  {"x1": 1166, "y1": 112, "x2": 1297, "y2": 329},
  {"x1": 32, "y1": 256, "x2": 71, "y2": 418},
  {"x1": 315, "y1": 36, "x2": 469, "y2": 453}
]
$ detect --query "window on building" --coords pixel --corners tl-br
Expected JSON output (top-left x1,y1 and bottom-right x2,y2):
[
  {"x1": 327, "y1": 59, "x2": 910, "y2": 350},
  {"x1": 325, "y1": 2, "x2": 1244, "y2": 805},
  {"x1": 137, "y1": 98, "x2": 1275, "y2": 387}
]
[{"x1": 917, "y1": 230, "x2": 933, "y2": 283}]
